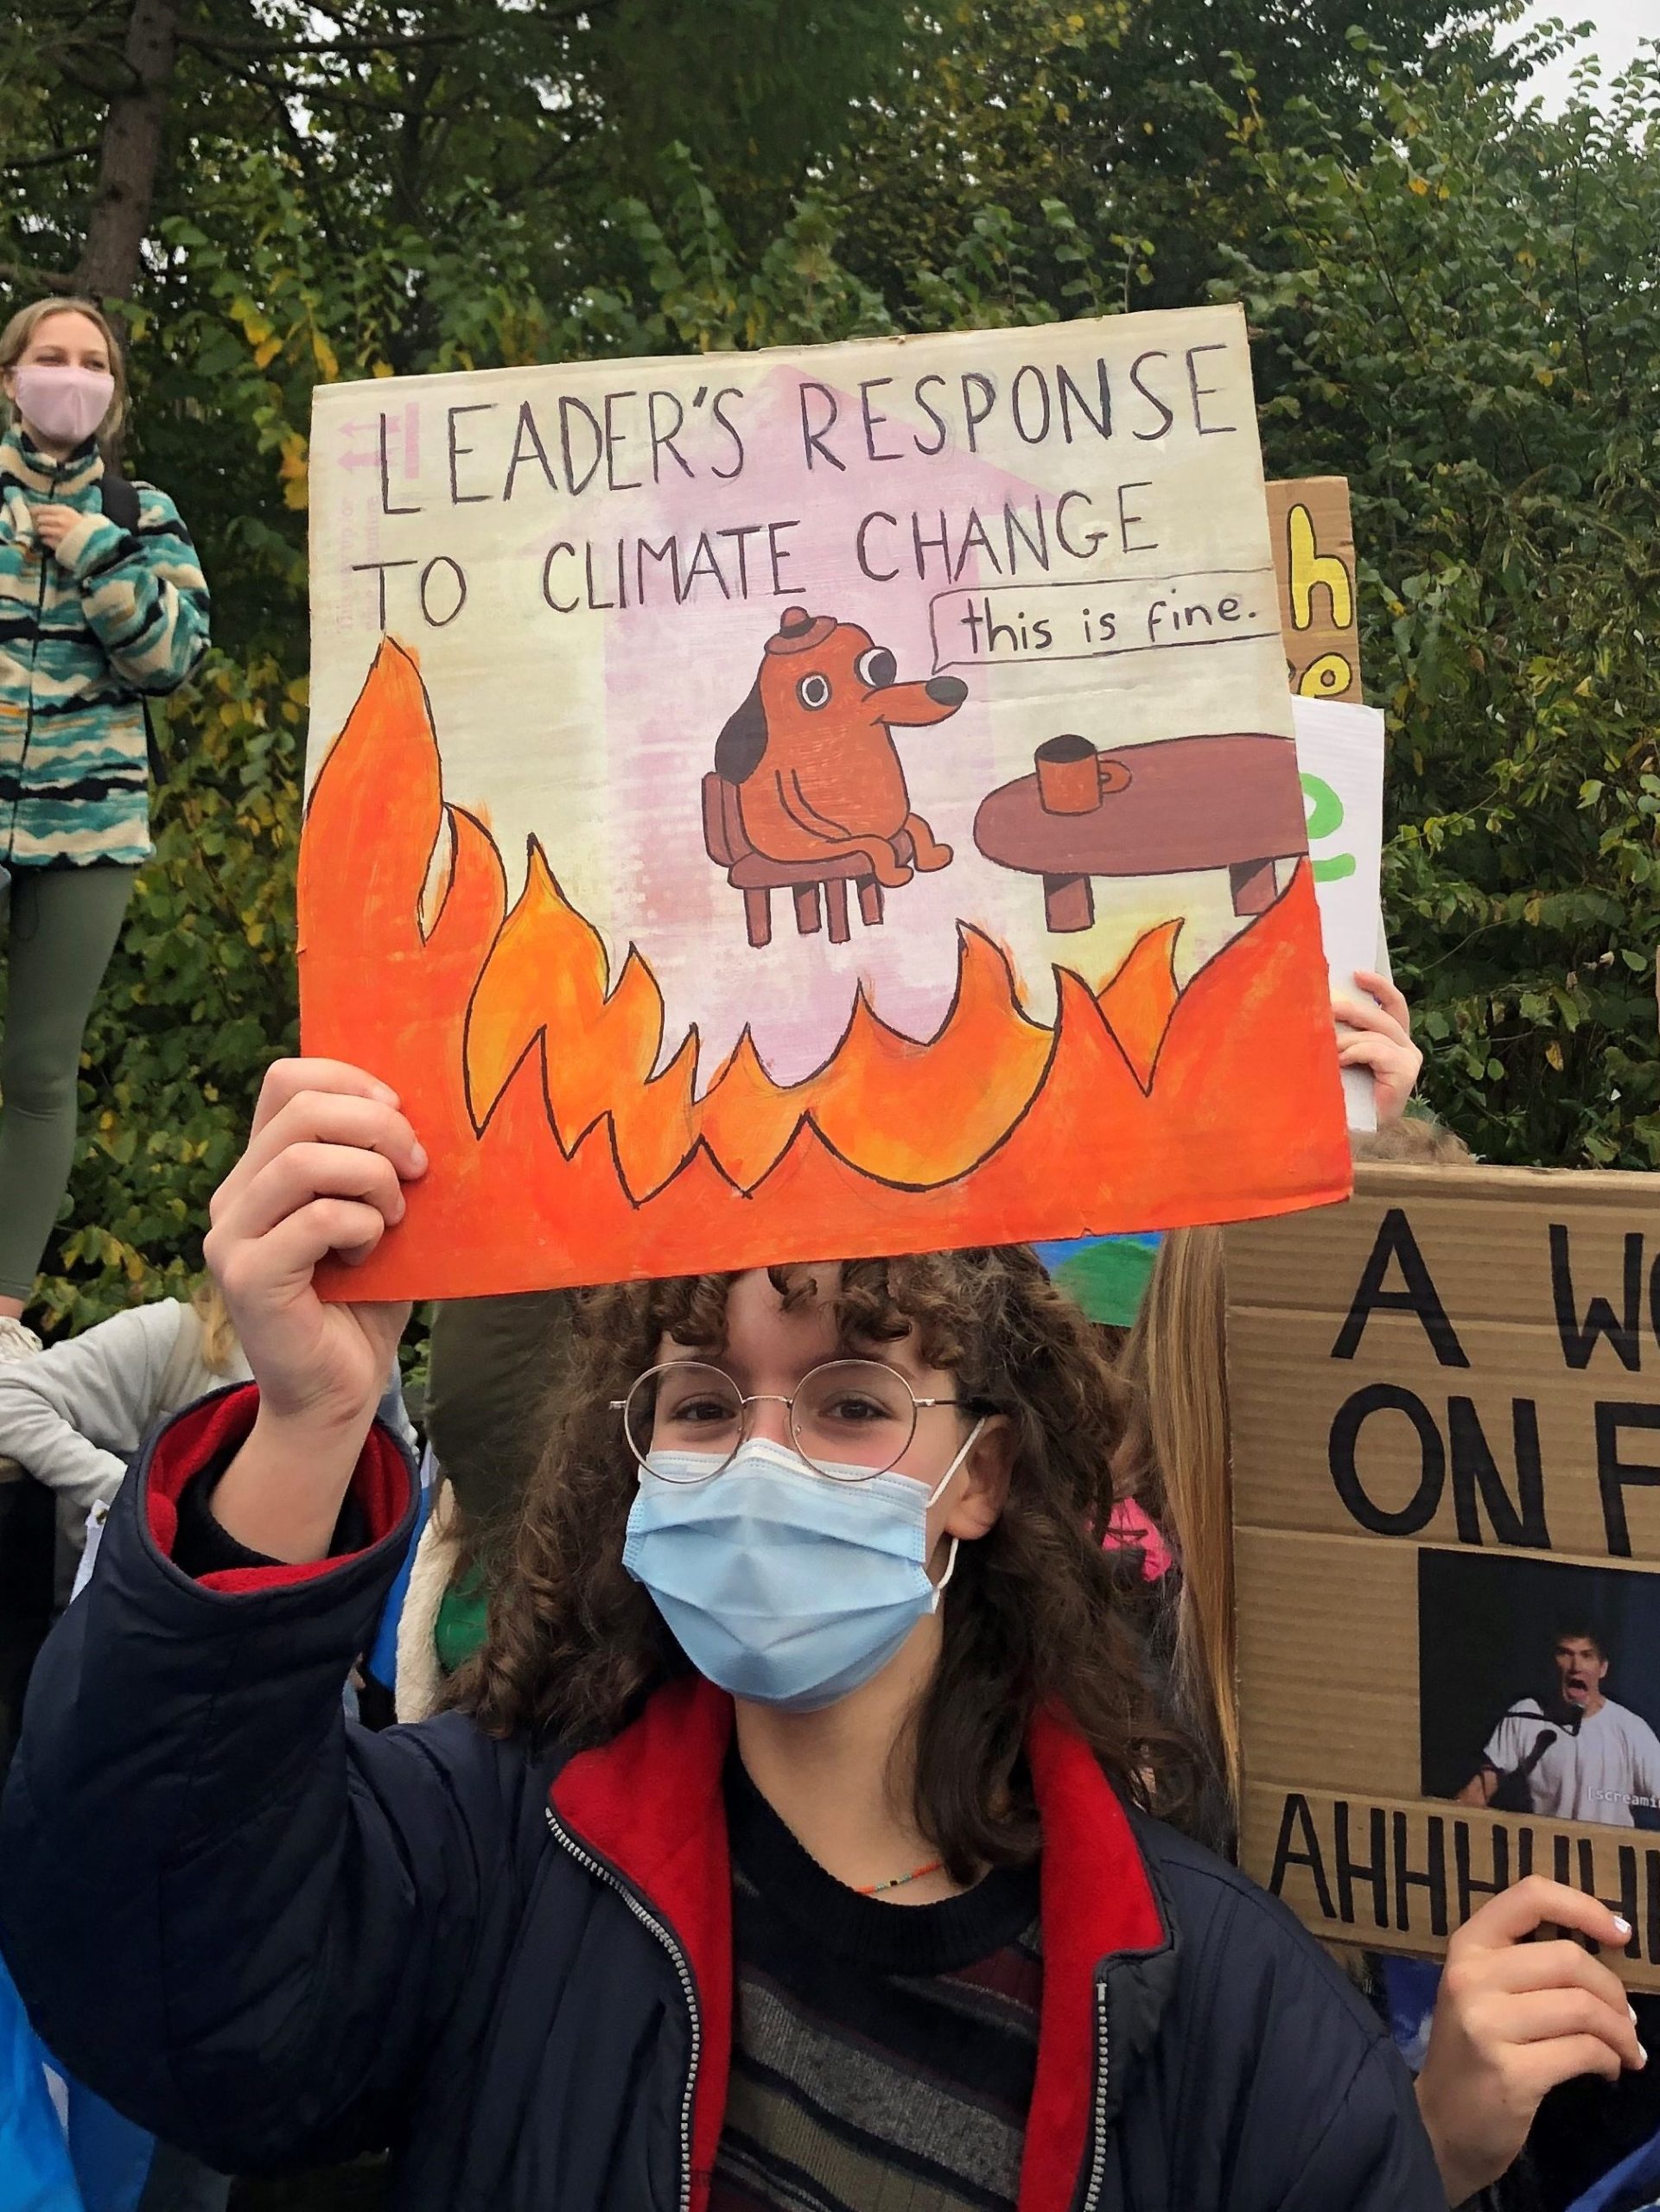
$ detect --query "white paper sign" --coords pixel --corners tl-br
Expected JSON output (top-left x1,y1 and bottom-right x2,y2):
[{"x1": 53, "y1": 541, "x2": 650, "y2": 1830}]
[{"x1": 1293, "y1": 696, "x2": 1388, "y2": 1132}]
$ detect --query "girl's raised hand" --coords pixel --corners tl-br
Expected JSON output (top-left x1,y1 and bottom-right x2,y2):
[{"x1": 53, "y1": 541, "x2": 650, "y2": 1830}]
[
  {"x1": 1333, "y1": 968, "x2": 1421, "y2": 1124},
  {"x1": 200, "y1": 1059, "x2": 425, "y2": 1560},
  {"x1": 1415, "y1": 1876, "x2": 1645, "y2": 2204}
]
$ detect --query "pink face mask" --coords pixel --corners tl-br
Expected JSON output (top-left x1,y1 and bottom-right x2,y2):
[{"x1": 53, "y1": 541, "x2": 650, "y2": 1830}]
[{"x1": 12, "y1": 365, "x2": 115, "y2": 448}]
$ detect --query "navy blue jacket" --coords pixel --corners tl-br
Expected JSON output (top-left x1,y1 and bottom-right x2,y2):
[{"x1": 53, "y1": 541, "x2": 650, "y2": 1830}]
[{"x1": 0, "y1": 1390, "x2": 1449, "y2": 2212}]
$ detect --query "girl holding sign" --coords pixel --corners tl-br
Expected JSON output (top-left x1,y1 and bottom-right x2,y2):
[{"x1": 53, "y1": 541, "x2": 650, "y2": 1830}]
[{"x1": 0, "y1": 1056, "x2": 1447, "y2": 2211}]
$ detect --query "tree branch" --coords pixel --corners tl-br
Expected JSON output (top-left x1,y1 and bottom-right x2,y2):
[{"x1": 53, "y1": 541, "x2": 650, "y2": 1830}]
[
  {"x1": 0, "y1": 259, "x2": 78, "y2": 293},
  {"x1": 176, "y1": 0, "x2": 610, "y2": 55},
  {"x1": 175, "y1": 26, "x2": 466, "y2": 59},
  {"x1": 0, "y1": 144, "x2": 100, "y2": 173}
]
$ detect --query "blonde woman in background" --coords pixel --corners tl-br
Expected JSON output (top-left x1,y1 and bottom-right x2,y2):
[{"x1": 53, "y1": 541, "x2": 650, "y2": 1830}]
[
  {"x1": 0, "y1": 296, "x2": 210, "y2": 1351},
  {"x1": 0, "y1": 1278, "x2": 415, "y2": 1610},
  {"x1": 0, "y1": 1279, "x2": 247, "y2": 1610}
]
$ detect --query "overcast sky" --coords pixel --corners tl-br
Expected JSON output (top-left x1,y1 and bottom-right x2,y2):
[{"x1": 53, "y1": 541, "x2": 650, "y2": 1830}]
[{"x1": 1504, "y1": 0, "x2": 1657, "y2": 110}]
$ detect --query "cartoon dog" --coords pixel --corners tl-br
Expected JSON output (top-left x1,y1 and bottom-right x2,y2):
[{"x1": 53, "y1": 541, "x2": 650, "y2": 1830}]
[{"x1": 714, "y1": 607, "x2": 967, "y2": 889}]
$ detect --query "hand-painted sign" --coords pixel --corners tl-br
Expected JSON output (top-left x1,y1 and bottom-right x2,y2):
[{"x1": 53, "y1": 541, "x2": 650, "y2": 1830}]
[{"x1": 299, "y1": 308, "x2": 1349, "y2": 1295}]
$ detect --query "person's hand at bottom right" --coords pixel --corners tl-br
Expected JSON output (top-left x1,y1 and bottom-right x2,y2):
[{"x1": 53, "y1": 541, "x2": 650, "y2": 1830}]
[{"x1": 1415, "y1": 1876, "x2": 1646, "y2": 2205}]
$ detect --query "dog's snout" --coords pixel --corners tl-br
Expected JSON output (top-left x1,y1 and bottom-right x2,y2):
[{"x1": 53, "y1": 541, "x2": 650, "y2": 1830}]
[{"x1": 925, "y1": 676, "x2": 967, "y2": 707}]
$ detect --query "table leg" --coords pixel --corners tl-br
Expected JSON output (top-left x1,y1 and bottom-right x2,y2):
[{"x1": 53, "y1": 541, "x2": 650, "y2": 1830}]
[
  {"x1": 792, "y1": 882, "x2": 822, "y2": 935},
  {"x1": 742, "y1": 888, "x2": 772, "y2": 948},
  {"x1": 825, "y1": 879, "x2": 851, "y2": 944},
  {"x1": 1230, "y1": 858, "x2": 1277, "y2": 917},
  {"x1": 1042, "y1": 873, "x2": 1094, "y2": 933},
  {"x1": 858, "y1": 877, "x2": 884, "y2": 927}
]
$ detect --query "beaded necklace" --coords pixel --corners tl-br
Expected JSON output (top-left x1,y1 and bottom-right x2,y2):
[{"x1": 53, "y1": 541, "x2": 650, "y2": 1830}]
[{"x1": 857, "y1": 1857, "x2": 944, "y2": 1897}]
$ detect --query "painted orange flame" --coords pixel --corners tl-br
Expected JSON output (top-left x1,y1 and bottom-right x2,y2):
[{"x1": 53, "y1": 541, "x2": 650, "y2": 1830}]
[{"x1": 300, "y1": 639, "x2": 1350, "y2": 1297}]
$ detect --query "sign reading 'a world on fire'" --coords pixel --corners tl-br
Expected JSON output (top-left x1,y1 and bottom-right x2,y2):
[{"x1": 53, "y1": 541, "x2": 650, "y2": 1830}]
[{"x1": 1228, "y1": 1162, "x2": 1660, "y2": 1989}]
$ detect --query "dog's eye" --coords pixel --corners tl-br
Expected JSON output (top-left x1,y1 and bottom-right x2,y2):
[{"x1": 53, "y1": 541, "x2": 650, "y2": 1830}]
[
  {"x1": 855, "y1": 647, "x2": 897, "y2": 690},
  {"x1": 797, "y1": 673, "x2": 831, "y2": 709}
]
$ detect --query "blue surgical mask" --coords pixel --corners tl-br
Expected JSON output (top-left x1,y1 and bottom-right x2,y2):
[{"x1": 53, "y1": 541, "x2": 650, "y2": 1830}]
[{"x1": 621, "y1": 1426, "x2": 984, "y2": 1712}]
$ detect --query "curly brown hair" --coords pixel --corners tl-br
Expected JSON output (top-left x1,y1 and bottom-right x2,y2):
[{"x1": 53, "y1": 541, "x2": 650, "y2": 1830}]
[{"x1": 455, "y1": 1245, "x2": 1189, "y2": 1878}]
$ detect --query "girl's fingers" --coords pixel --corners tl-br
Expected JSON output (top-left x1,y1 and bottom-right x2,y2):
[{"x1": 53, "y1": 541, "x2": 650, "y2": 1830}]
[
  {"x1": 213, "y1": 1090, "x2": 424, "y2": 1222},
  {"x1": 1338, "y1": 1033, "x2": 1390, "y2": 1066},
  {"x1": 1473, "y1": 1936, "x2": 1635, "y2": 2015},
  {"x1": 1332, "y1": 992, "x2": 1410, "y2": 1049},
  {"x1": 1352, "y1": 968, "x2": 1413, "y2": 1032},
  {"x1": 232, "y1": 1197, "x2": 390, "y2": 1289},
  {"x1": 1511, "y1": 2033, "x2": 1627, "y2": 2099},
  {"x1": 1485, "y1": 1986, "x2": 1644, "y2": 2069},
  {"x1": 1454, "y1": 1875, "x2": 1631, "y2": 1955},
  {"x1": 219, "y1": 1142, "x2": 408, "y2": 1244},
  {"x1": 249, "y1": 1058, "x2": 400, "y2": 1141}
]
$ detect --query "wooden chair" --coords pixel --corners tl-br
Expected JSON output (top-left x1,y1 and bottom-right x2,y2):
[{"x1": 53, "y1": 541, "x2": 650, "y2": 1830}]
[{"x1": 701, "y1": 774, "x2": 909, "y2": 950}]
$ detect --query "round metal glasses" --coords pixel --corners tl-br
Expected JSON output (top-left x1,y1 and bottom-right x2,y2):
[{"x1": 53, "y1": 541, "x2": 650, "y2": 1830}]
[{"x1": 613, "y1": 1357, "x2": 976, "y2": 1483}]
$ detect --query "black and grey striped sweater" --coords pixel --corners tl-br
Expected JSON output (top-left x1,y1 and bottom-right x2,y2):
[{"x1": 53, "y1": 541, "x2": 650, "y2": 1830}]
[{"x1": 712, "y1": 1755, "x2": 1042, "y2": 2212}]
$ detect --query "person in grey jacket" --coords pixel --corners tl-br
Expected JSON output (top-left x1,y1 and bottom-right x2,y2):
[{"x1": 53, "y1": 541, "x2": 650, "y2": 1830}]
[
  {"x1": 0, "y1": 1282, "x2": 246, "y2": 1607},
  {"x1": 0, "y1": 1281, "x2": 414, "y2": 1607}
]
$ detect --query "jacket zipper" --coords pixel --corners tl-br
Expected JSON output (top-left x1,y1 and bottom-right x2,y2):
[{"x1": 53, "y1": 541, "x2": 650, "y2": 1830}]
[
  {"x1": 1078, "y1": 1979, "x2": 1112, "y2": 2212},
  {"x1": 544, "y1": 1804, "x2": 703, "y2": 2212},
  {"x1": 7, "y1": 455, "x2": 63, "y2": 864}
]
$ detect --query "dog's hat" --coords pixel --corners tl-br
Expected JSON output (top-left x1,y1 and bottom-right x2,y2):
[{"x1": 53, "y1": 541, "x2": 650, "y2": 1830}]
[{"x1": 765, "y1": 606, "x2": 837, "y2": 656}]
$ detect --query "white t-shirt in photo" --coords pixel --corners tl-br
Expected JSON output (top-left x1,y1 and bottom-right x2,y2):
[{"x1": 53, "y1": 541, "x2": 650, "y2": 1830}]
[{"x1": 1483, "y1": 1696, "x2": 1660, "y2": 1826}]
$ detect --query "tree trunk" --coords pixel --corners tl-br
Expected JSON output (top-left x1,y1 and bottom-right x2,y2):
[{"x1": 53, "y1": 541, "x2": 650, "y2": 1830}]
[{"x1": 74, "y1": 0, "x2": 181, "y2": 301}]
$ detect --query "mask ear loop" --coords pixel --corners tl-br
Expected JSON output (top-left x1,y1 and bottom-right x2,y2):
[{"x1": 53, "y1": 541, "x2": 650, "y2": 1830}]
[
  {"x1": 925, "y1": 1414, "x2": 986, "y2": 1508},
  {"x1": 924, "y1": 1414, "x2": 985, "y2": 1611},
  {"x1": 929, "y1": 1535, "x2": 961, "y2": 1611}
]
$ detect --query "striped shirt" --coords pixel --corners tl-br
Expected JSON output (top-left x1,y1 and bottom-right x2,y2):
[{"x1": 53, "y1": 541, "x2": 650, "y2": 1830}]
[
  {"x1": 712, "y1": 1756, "x2": 1042, "y2": 2212},
  {"x1": 0, "y1": 424, "x2": 209, "y2": 868}
]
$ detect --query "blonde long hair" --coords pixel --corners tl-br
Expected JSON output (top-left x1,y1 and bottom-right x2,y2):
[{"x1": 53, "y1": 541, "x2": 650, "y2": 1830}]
[
  {"x1": 1114, "y1": 1228, "x2": 1237, "y2": 1804},
  {"x1": 188, "y1": 1278, "x2": 242, "y2": 1378},
  {"x1": 1116, "y1": 1116, "x2": 1475, "y2": 1820},
  {"x1": 0, "y1": 297, "x2": 129, "y2": 446}
]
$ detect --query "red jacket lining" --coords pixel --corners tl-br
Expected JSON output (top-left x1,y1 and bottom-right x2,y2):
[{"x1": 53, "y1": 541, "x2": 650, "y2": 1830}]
[
  {"x1": 552, "y1": 1677, "x2": 1167, "y2": 2212},
  {"x1": 144, "y1": 1384, "x2": 410, "y2": 1592}
]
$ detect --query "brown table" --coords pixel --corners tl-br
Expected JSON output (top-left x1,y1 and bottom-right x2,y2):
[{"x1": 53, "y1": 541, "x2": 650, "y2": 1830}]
[{"x1": 972, "y1": 731, "x2": 1307, "y2": 933}]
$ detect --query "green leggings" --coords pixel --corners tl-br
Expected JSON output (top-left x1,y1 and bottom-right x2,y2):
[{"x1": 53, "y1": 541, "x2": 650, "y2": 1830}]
[{"x1": 0, "y1": 863, "x2": 136, "y2": 1301}]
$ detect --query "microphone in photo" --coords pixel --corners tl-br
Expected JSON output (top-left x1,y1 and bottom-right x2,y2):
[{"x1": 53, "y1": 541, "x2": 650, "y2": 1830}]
[{"x1": 1488, "y1": 1711, "x2": 1561, "y2": 1811}]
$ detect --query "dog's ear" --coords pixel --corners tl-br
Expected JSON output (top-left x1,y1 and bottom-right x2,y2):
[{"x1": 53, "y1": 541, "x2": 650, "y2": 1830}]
[{"x1": 715, "y1": 681, "x2": 767, "y2": 784}]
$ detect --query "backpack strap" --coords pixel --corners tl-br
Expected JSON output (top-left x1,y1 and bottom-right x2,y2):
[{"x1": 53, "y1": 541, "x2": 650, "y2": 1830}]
[
  {"x1": 98, "y1": 469, "x2": 142, "y2": 534},
  {"x1": 96, "y1": 470, "x2": 169, "y2": 787}
]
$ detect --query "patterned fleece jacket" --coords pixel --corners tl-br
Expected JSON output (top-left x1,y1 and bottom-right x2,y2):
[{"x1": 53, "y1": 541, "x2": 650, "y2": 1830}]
[{"x1": 0, "y1": 423, "x2": 210, "y2": 868}]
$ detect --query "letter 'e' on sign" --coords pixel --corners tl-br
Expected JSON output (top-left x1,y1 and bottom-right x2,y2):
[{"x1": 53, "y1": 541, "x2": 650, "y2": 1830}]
[{"x1": 1226, "y1": 1160, "x2": 1660, "y2": 1989}]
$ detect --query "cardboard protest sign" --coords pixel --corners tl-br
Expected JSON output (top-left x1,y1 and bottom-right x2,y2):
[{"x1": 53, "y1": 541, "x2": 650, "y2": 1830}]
[
  {"x1": 1228, "y1": 1162, "x2": 1660, "y2": 1987},
  {"x1": 298, "y1": 306, "x2": 1349, "y2": 1297},
  {"x1": 1265, "y1": 477, "x2": 1361, "y2": 703}
]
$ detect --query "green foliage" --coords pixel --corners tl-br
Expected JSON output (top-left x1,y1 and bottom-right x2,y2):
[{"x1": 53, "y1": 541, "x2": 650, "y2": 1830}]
[
  {"x1": 824, "y1": 0, "x2": 1505, "y2": 322},
  {"x1": 2, "y1": 0, "x2": 1657, "y2": 1332},
  {"x1": 1223, "y1": 41, "x2": 1660, "y2": 1166},
  {"x1": 36, "y1": 653, "x2": 302, "y2": 1332}
]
